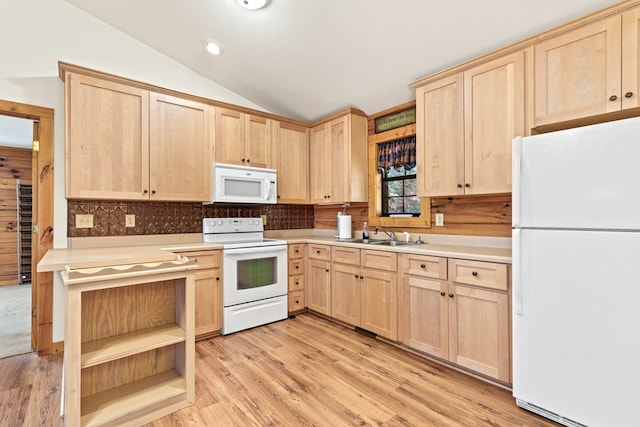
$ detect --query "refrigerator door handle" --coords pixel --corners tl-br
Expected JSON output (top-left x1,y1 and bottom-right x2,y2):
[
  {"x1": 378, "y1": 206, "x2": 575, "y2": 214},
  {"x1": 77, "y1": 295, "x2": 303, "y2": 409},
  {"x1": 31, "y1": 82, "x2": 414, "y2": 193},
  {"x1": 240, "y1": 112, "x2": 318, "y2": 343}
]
[
  {"x1": 512, "y1": 136, "x2": 522, "y2": 228},
  {"x1": 513, "y1": 229, "x2": 523, "y2": 315}
]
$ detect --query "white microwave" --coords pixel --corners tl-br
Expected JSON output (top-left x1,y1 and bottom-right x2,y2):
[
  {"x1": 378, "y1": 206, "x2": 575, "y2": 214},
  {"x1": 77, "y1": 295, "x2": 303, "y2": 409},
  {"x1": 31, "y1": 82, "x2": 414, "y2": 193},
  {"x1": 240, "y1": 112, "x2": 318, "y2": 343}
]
[{"x1": 207, "y1": 163, "x2": 277, "y2": 204}]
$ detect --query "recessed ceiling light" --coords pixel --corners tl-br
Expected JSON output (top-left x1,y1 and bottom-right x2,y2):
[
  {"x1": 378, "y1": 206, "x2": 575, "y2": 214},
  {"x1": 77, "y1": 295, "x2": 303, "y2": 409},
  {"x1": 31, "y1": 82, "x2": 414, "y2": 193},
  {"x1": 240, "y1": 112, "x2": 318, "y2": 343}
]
[
  {"x1": 236, "y1": 0, "x2": 269, "y2": 10},
  {"x1": 206, "y1": 40, "x2": 223, "y2": 55}
]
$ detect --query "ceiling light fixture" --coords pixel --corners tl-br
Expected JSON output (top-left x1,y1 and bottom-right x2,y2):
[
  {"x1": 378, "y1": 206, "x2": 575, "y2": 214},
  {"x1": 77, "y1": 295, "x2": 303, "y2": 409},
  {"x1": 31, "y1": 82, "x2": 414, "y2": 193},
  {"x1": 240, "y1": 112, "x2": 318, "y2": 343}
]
[
  {"x1": 206, "y1": 40, "x2": 223, "y2": 55},
  {"x1": 236, "y1": 0, "x2": 269, "y2": 10}
]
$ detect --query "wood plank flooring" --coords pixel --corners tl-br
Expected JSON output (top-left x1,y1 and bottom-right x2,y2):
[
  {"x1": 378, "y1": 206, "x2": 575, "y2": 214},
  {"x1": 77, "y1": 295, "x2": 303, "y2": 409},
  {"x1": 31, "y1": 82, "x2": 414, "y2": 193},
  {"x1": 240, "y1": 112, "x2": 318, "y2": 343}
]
[{"x1": 0, "y1": 313, "x2": 559, "y2": 426}]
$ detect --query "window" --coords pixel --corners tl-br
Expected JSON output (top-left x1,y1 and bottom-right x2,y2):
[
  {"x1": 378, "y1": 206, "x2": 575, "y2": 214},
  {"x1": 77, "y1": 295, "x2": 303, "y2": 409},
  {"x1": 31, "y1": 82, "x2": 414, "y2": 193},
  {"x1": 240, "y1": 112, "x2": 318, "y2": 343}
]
[{"x1": 377, "y1": 136, "x2": 420, "y2": 216}]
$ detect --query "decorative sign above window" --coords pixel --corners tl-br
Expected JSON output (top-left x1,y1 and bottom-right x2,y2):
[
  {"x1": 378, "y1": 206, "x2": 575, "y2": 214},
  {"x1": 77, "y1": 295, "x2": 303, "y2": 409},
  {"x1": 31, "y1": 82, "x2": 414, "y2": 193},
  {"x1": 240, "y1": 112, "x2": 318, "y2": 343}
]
[{"x1": 374, "y1": 107, "x2": 416, "y2": 133}]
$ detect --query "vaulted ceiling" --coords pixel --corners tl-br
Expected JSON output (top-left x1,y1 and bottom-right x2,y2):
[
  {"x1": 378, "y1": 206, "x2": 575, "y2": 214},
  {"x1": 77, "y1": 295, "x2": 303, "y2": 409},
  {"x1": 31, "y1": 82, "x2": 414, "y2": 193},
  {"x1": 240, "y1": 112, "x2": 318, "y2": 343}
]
[{"x1": 63, "y1": 0, "x2": 620, "y2": 122}]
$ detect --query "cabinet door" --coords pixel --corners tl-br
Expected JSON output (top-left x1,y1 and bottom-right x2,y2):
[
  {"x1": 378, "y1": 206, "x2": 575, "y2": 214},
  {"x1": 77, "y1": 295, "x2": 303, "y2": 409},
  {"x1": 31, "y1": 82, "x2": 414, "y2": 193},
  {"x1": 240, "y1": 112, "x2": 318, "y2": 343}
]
[
  {"x1": 448, "y1": 284, "x2": 510, "y2": 383},
  {"x1": 306, "y1": 259, "x2": 331, "y2": 315},
  {"x1": 331, "y1": 263, "x2": 361, "y2": 326},
  {"x1": 149, "y1": 93, "x2": 211, "y2": 201},
  {"x1": 401, "y1": 276, "x2": 449, "y2": 359},
  {"x1": 622, "y1": 7, "x2": 640, "y2": 110},
  {"x1": 534, "y1": 16, "x2": 622, "y2": 127},
  {"x1": 272, "y1": 121, "x2": 309, "y2": 203},
  {"x1": 194, "y1": 268, "x2": 222, "y2": 337},
  {"x1": 329, "y1": 117, "x2": 347, "y2": 202},
  {"x1": 416, "y1": 73, "x2": 464, "y2": 197},
  {"x1": 215, "y1": 108, "x2": 245, "y2": 166},
  {"x1": 309, "y1": 123, "x2": 331, "y2": 203},
  {"x1": 66, "y1": 73, "x2": 149, "y2": 199},
  {"x1": 464, "y1": 51, "x2": 524, "y2": 194},
  {"x1": 361, "y1": 268, "x2": 397, "y2": 340},
  {"x1": 245, "y1": 114, "x2": 271, "y2": 168}
]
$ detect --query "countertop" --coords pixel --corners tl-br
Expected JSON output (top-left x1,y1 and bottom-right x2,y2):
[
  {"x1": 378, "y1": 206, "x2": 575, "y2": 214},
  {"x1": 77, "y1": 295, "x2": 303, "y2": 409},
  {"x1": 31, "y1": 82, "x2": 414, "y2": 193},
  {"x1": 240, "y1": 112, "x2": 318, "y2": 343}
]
[{"x1": 39, "y1": 230, "x2": 511, "y2": 273}]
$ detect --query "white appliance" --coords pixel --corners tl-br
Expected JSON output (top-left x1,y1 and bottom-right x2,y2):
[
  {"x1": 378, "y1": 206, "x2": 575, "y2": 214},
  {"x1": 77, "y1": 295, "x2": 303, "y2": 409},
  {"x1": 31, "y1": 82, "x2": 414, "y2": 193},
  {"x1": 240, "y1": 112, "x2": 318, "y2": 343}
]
[
  {"x1": 203, "y1": 217, "x2": 287, "y2": 335},
  {"x1": 207, "y1": 163, "x2": 277, "y2": 204},
  {"x1": 512, "y1": 117, "x2": 640, "y2": 427}
]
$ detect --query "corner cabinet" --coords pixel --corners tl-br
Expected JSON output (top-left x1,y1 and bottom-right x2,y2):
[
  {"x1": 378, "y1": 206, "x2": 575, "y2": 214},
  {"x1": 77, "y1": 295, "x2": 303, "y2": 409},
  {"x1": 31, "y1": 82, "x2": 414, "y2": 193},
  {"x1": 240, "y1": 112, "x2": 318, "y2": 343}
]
[
  {"x1": 214, "y1": 108, "x2": 271, "y2": 168},
  {"x1": 61, "y1": 259, "x2": 196, "y2": 427},
  {"x1": 271, "y1": 121, "x2": 310, "y2": 204},
  {"x1": 309, "y1": 110, "x2": 368, "y2": 203},
  {"x1": 64, "y1": 72, "x2": 211, "y2": 201},
  {"x1": 535, "y1": 7, "x2": 640, "y2": 128},
  {"x1": 415, "y1": 50, "x2": 526, "y2": 196}
]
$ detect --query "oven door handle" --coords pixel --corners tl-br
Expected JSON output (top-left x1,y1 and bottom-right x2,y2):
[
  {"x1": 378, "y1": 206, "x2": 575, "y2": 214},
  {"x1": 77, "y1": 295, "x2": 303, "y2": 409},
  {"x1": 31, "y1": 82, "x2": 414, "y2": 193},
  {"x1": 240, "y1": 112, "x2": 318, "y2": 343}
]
[{"x1": 223, "y1": 245, "x2": 287, "y2": 256}]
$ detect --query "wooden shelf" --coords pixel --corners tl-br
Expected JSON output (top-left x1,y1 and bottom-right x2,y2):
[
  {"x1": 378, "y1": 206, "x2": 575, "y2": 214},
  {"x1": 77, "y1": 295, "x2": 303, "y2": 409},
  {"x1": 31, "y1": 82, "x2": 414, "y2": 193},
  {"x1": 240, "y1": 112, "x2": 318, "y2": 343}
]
[
  {"x1": 81, "y1": 324, "x2": 186, "y2": 368},
  {"x1": 80, "y1": 369, "x2": 186, "y2": 427}
]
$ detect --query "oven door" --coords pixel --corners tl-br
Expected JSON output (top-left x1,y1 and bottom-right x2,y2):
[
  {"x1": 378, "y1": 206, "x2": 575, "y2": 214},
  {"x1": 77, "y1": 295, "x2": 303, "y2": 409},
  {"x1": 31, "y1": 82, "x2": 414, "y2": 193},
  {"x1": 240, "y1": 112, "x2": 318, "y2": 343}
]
[{"x1": 222, "y1": 245, "x2": 288, "y2": 307}]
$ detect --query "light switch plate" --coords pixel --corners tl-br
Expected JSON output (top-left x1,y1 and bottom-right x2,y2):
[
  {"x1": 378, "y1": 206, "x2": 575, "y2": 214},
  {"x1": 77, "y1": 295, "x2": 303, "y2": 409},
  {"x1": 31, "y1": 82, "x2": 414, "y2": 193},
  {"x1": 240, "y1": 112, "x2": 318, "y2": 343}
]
[
  {"x1": 125, "y1": 214, "x2": 136, "y2": 228},
  {"x1": 76, "y1": 214, "x2": 94, "y2": 229},
  {"x1": 435, "y1": 213, "x2": 444, "y2": 227},
  {"x1": 261, "y1": 214, "x2": 267, "y2": 226}
]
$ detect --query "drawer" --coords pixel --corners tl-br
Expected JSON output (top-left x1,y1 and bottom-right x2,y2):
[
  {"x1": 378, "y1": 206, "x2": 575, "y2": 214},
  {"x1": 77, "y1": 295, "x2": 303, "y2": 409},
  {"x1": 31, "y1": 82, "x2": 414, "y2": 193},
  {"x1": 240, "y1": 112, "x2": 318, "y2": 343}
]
[
  {"x1": 288, "y1": 275, "x2": 304, "y2": 292},
  {"x1": 289, "y1": 259, "x2": 304, "y2": 275},
  {"x1": 361, "y1": 249, "x2": 397, "y2": 271},
  {"x1": 308, "y1": 244, "x2": 331, "y2": 261},
  {"x1": 288, "y1": 243, "x2": 305, "y2": 259},
  {"x1": 332, "y1": 246, "x2": 361, "y2": 265},
  {"x1": 175, "y1": 250, "x2": 221, "y2": 270},
  {"x1": 288, "y1": 290, "x2": 305, "y2": 312},
  {"x1": 448, "y1": 259, "x2": 508, "y2": 291},
  {"x1": 401, "y1": 254, "x2": 447, "y2": 279}
]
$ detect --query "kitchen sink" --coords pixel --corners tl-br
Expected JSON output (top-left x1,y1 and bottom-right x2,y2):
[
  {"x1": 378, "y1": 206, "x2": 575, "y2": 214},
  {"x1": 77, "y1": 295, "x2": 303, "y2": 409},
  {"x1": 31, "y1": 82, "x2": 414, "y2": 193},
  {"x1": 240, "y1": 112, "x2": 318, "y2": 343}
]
[{"x1": 338, "y1": 238, "x2": 423, "y2": 247}]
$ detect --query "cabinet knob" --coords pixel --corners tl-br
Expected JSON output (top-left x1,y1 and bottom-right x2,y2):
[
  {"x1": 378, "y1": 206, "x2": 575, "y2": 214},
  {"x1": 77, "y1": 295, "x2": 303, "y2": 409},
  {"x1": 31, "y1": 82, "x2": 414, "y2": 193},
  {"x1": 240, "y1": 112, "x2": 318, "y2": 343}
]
[
  {"x1": 449, "y1": 293, "x2": 454, "y2": 298},
  {"x1": 143, "y1": 189, "x2": 148, "y2": 194},
  {"x1": 247, "y1": 159, "x2": 250, "y2": 163},
  {"x1": 457, "y1": 184, "x2": 463, "y2": 188},
  {"x1": 295, "y1": 299, "x2": 300, "y2": 304},
  {"x1": 325, "y1": 269, "x2": 330, "y2": 272},
  {"x1": 194, "y1": 258, "x2": 198, "y2": 263},
  {"x1": 440, "y1": 291, "x2": 445, "y2": 296},
  {"x1": 625, "y1": 92, "x2": 634, "y2": 98},
  {"x1": 360, "y1": 275, "x2": 364, "y2": 279},
  {"x1": 277, "y1": 195, "x2": 281, "y2": 199},
  {"x1": 242, "y1": 158, "x2": 246, "y2": 162},
  {"x1": 465, "y1": 183, "x2": 471, "y2": 188},
  {"x1": 151, "y1": 190, "x2": 156, "y2": 194},
  {"x1": 216, "y1": 276, "x2": 220, "y2": 281},
  {"x1": 354, "y1": 274, "x2": 359, "y2": 278},
  {"x1": 295, "y1": 265, "x2": 299, "y2": 270},
  {"x1": 420, "y1": 264, "x2": 426, "y2": 269},
  {"x1": 610, "y1": 95, "x2": 618, "y2": 101},
  {"x1": 295, "y1": 281, "x2": 299, "y2": 285},
  {"x1": 472, "y1": 271, "x2": 478, "y2": 277},
  {"x1": 295, "y1": 249, "x2": 299, "y2": 253},
  {"x1": 316, "y1": 250, "x2": 320, "y2": 254}
]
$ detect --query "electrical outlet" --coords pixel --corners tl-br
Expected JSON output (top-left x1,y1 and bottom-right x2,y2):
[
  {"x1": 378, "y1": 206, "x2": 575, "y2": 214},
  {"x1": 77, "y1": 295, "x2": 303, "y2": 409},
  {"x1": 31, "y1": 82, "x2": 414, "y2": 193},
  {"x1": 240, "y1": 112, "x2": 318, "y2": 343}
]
[
  {"x1": 435, "y1": 213, "x2": 444, "y2": 227},
  {"x1": 125, "y1": 214, "x2": 136, "y2": 228},
  {"x1": 261, "y1": 214, "x2": 267, "y2": 225},
  {"x1": 75, "y1": 214, "x2": 94, "y2": 229}
]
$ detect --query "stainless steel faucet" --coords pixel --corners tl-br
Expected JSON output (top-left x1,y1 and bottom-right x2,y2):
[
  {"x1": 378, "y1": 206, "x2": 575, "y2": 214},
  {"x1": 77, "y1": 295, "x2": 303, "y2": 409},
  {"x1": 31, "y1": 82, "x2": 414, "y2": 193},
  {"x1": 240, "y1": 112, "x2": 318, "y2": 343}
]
[{"x1": 374, "y1": 226, "x2": 395, "y2": 241}]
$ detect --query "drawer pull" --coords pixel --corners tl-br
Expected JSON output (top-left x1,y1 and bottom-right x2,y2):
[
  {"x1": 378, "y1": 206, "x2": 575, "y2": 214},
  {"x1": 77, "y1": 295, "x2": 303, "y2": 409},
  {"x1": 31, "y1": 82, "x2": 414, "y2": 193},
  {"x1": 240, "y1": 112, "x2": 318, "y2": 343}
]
[
  {"x1": 295, "y1": 265, "x2": 299, "y2": 270},
  {"x1": 295, "y1": 249, "x2": 299, "y2": 253},
  {"x1": 316, "y1": 250, "x2": 321, "y2": 254},
  {"x1": 420, "y1": 264, "x2": 426, "y2": 269},
  {"x1": 295, "y1": 281, "x2": 299, "y2": 285},
  {"x1": 295, "y1": 299, "x2": 300, "y2": 304},
  {"x1": 472, "y1": 271, "x2": 478, "y2": 277}
]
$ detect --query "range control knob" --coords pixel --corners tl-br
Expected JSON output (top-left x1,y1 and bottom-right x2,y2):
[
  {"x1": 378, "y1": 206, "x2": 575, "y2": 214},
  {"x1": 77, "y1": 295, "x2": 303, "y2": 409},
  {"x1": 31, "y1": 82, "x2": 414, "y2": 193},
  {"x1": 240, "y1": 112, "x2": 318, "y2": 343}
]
[{"x1": 217, "y1": 220, "x2": 224, "y2": 226}]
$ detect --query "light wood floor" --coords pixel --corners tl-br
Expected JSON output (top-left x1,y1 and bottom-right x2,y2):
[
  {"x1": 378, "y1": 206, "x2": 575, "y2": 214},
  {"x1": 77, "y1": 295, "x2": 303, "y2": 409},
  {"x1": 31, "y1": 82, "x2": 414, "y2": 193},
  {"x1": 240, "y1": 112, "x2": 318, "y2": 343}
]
[{"x1": 0, "y1": 313, "x2": 558, "y2": 426}]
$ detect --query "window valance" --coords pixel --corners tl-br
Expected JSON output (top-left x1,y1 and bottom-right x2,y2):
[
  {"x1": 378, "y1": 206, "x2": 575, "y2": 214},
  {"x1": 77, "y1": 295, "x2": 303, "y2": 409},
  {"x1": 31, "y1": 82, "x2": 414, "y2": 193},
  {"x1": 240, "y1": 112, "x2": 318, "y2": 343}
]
[{"x1": 376, "y1": 136, "x2": 416, "y2": 171}]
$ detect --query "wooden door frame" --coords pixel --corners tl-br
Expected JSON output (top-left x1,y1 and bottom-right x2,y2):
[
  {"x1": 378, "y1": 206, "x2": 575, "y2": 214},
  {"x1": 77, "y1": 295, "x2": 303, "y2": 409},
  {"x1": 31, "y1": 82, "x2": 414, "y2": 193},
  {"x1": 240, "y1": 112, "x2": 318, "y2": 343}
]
[{"x1": 0, "y1": 99, "x2": 55, "y2": 355}]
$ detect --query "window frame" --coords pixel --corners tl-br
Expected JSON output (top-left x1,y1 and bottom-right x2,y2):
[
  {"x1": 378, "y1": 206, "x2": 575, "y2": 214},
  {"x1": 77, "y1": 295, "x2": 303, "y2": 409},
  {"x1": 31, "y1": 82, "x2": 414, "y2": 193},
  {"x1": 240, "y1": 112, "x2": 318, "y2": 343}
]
[{"x1": 367, "y1": 122, "x2": 431, "y2": 229}]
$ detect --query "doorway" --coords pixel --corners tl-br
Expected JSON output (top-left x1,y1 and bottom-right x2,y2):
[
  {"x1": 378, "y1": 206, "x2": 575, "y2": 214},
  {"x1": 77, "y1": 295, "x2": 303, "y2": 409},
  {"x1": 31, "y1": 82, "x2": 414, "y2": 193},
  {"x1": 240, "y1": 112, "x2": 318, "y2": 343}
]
[
  {"x1": 0, "y1": 116, "x2": 34, "y2": 358},
  {"x1": 0, "y1": 100, "x2": 54, "y2": 356}
]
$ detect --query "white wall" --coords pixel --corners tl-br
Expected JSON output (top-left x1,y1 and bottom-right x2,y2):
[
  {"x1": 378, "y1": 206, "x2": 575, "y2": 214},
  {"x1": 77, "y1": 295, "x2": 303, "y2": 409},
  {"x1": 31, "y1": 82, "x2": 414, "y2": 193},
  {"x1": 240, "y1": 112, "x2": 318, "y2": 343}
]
[{"x1": 0, "y1": 0, "x2": 268, "y2": 342}]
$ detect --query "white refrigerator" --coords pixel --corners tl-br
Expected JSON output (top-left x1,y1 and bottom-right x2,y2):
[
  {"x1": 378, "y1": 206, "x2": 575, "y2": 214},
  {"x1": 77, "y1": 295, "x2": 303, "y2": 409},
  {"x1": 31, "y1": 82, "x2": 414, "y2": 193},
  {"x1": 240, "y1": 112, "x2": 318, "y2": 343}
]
[{"x1": 512, "y1": 117, "x2": 640, "y2": 427}]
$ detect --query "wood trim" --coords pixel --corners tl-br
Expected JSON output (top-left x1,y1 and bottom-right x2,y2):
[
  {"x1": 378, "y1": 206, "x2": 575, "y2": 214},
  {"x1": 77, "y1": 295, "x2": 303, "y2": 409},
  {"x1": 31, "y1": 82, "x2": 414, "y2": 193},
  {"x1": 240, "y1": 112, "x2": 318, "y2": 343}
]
[
  {"x1": 309, "y1": 107, "x2": 368, "y2": 127},
  {"x1": 0, "y1": 99, "x2": 55, "y2": 356}
]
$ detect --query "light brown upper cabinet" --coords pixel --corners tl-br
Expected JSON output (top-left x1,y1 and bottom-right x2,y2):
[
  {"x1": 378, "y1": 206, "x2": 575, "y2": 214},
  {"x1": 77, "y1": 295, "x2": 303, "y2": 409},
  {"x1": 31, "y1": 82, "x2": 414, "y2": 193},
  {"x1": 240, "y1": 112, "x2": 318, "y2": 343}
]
[
  {"x1": 214, "y1": 108, "x2": 271, "y2": 168},
  {"x1": 535, "y1": 7, "x2": 640, "y2": 127},
  {"x1": 65, "y1": 73, "x2": 211, "y2": 201},
  {"x1": 309, "y1": 110, "x2": 368, "y2": 204},
  {"x1": 270, "y1": 121, "x2": 310, "y2": 204},
  {"x1": 415, "y1": 51, "x2": 526, "y2": 197}
]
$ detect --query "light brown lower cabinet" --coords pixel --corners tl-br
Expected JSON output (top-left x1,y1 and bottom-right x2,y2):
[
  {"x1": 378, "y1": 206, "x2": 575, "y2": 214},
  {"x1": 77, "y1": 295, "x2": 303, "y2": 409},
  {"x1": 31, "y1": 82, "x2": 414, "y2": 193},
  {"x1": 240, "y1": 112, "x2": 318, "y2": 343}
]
[
  {"x1": 288, "y1": 243, "x2": 306, "y2": 313},
  {"x1": 331, "y1": 246, "x2": 398, "y2": 340},
  {"x1": 399, "y1": 254, "x2": 511, "y2": 383},
  {"x1": 175, "y1": 250, "x2": 222, "y2": 339}
]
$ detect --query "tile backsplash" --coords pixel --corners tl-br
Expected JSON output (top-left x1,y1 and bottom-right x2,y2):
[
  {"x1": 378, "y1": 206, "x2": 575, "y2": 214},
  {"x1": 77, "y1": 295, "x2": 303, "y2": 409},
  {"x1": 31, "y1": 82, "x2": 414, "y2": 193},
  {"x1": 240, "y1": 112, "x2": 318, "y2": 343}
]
[{"x1": 67, "y1": 200, "x2": 314, "y2": 237}]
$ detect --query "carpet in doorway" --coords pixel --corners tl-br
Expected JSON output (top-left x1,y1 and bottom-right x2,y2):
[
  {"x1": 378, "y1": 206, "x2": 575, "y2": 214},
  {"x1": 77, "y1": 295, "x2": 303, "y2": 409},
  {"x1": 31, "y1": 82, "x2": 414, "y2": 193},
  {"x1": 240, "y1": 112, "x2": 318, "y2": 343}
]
[{"x1": 0, "y1": 284, "x2": 32, "y2": 359}]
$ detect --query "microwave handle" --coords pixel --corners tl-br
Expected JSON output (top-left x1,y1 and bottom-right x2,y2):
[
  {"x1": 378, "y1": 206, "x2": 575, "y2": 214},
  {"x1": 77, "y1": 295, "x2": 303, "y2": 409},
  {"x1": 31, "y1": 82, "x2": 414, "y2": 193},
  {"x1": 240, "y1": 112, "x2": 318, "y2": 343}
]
[{"x1": 266, "y1": 179, "x2": 275, "y2": 201}]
